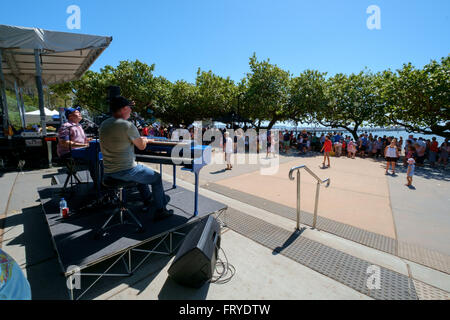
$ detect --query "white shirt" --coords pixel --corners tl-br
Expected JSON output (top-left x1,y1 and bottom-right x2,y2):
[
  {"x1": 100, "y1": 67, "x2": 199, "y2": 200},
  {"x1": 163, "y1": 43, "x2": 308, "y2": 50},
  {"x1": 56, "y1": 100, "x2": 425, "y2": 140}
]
[{"x1": 225, "y1": 137, "x2": 233, "y2": 154}]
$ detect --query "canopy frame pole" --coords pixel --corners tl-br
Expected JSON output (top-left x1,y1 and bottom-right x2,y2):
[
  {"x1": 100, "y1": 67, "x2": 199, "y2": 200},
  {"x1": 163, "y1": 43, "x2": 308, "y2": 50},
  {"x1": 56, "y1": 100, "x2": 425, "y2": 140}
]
[
  {"x1": 18, "y1": 87, "x2": 26, "y2": 129},
  {"x1": 14, "y1": 81, "x2": 25, "y2": 129},
  {"x1": 0, "y1": 49, "x2": 9, "y2": 134},
  {"x1": 34, "y1": 49, "x2": 47, "y2": 135}
]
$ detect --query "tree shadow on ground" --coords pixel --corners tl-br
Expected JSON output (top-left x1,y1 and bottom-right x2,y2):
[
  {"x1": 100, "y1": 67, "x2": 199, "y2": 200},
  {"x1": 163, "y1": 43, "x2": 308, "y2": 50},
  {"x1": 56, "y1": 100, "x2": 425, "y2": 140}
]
[{"x1": 367, "y1": 157, "x2": 450, "y2": 182}]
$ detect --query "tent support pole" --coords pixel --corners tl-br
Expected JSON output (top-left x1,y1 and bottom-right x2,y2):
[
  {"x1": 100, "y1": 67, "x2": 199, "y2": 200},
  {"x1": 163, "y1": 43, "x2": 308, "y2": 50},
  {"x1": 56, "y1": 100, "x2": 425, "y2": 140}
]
[
  {"x1": 35, "y1": 49, "x2": 52, "y2": 167},
  {"x1": 18, "y1": 87, "x2": 26, "y2": 129},
  {"x1": 34, "y1": 49, "x2": 47, "y2": 136},
  {"x1": 14, "y1": 81, "x2": 25, "y2": 129},
  {"x1": 0, "y1": 49, "x2": 9, "y2": 135}
]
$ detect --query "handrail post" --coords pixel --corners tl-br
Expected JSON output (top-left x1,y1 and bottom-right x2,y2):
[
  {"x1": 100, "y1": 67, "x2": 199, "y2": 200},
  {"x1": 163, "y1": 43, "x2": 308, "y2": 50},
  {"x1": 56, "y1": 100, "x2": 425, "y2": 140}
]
[
  {"x1": 313, "y1": 181, "x2": 321, "y2": 229},
  {"x1": 296, "y1": 170, "x2": 301, "y2": 230},
  {"x1": 289, "y1": 164, "x2": 330, "y2": 231}
]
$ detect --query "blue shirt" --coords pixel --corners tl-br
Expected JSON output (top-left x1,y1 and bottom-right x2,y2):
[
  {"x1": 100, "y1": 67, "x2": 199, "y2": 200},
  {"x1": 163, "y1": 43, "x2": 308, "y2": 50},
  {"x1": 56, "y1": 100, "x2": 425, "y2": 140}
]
[
  {"x1": 407, "y1": 164, "x2": 415, "y2": 177},
  {"x1": 361, "y1": 137, "x2": 368, "y2": 146}
]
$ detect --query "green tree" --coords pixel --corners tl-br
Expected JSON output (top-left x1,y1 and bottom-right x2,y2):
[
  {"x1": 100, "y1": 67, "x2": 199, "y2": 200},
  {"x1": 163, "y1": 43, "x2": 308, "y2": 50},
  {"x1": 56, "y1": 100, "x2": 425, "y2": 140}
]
[
  {"x1": 380, "y1": 56, "x2": 450, "y2": 139},
  {"x1": 163, "y1": 80, "x2": 199, "y2": 126},
  {"x1": 195, "y1": 69, "x2": 237, "y2": 120},
  {"x1": 289, "y1": 70, "x2": 328, "y2": 125},
  {"x1": 315, "y1": 70, "x2": 383, "y2": 140},
  {"x1": 51, "y1": 60, "x2": 162, "y2": 117},
  {"x1": 243, "y1": 54, "x2": 291, "y2": 130}
]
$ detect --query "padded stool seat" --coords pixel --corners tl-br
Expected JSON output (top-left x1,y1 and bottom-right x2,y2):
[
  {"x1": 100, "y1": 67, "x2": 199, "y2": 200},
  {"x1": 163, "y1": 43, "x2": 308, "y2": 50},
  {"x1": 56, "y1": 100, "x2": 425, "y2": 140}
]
[
  {"x1": 95, "y1": 177, "x2": 143, "y2": 239},
  {"x1": 102, "y1": 177, "x2": 138, "y2": 189}
]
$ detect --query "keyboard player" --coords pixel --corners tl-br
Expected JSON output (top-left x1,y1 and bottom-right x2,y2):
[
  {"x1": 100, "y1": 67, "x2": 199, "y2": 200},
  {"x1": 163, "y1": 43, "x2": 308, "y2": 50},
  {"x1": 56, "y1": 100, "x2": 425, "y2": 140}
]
[
  {"x1": 99, "y1": 96, "x2": 173, "y2": 220},
  {"x1": 57, "y1": 106, "x2": 96, "y2": 181}
]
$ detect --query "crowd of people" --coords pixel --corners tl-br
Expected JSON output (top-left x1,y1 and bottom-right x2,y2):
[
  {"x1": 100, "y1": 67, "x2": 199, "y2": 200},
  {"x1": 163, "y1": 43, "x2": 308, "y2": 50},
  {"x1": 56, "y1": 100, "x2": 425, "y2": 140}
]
[
  {"x1": 279, "y1": 130, "x2": 449, "y2": 168},
  {"x1": 135, "y1": 123, "x2": 450, "y2": 176}
]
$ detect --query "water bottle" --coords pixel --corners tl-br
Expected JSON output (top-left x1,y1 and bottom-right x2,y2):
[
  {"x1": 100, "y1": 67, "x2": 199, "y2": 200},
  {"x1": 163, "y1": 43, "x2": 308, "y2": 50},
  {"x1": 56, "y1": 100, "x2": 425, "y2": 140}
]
[{"x1": 59, "y1": 198, "x2": 69, "y2": 218}]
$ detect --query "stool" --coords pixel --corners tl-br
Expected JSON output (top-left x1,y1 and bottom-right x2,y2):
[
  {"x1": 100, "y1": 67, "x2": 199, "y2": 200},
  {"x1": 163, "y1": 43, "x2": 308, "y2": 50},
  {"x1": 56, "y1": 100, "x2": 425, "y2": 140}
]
[
  {"x1": 95, "y1": 177, "x2": 144, "y2": 238},
  {"x1": 62, "y1": 156, "x2": 84, "y2": 192}
]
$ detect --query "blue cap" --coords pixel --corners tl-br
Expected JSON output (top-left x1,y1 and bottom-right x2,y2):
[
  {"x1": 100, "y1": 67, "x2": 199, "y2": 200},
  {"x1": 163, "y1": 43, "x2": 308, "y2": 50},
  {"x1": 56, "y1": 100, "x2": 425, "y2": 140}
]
[{"x1": 64, "y1": 106, "x2": 81, "y2": 119}]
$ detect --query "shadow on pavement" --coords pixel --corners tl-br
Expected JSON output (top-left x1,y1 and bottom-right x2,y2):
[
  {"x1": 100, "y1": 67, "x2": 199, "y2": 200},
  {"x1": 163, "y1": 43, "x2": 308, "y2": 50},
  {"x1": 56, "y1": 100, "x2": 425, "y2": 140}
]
[
  {"x1": 272, "y1": 228, "x2": 305, "y2": 256},
  {"x1": 158, "y1": 276, "x2": 210, "y2": 300}
]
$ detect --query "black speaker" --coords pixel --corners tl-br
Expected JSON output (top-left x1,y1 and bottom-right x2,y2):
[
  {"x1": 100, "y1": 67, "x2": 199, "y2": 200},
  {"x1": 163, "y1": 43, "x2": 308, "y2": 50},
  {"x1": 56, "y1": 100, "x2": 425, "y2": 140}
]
[
  {"x1": 107, "y1": 85, "x2": 121, "y2": 103},
  {"x1": 168, "y1": 216, "x2": 221, "y2": 288}
]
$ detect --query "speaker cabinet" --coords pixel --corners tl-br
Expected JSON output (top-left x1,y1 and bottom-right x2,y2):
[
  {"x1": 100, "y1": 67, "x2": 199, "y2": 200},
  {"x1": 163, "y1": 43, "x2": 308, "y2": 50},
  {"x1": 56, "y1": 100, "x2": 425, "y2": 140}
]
[
  {"x1": 168, "y1": 216, "x2": 221, "y2": 288},
  {"x1": 107, "y1": 86, "x2": 121, "y2": 103}
]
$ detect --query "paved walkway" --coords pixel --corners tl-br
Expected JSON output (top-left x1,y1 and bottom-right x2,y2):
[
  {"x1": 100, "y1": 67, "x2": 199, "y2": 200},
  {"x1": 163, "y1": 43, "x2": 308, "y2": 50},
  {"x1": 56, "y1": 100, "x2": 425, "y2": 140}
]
[
  {"x1": 212, "y1": 155, "x2": 396, "y2": 238},
  {"x1": 1, "y1": 154, "x2": 449, "y2": 300},
  {"x1": 149, "y1": 151, "x2": 449, "y2": 254},
  {"x1": 387, "y1": 164, "x2": 450, "y2": 255}
]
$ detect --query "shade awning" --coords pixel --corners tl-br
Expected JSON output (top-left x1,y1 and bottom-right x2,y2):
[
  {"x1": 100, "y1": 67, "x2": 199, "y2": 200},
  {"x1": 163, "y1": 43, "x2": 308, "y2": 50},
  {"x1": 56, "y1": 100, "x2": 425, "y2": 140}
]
[
  {"x1": 0, "y1": 24, "x2": 112, "y2": 89},
  {"x1": 24, "y1": 107, "x2": 59, "y2": 124}
]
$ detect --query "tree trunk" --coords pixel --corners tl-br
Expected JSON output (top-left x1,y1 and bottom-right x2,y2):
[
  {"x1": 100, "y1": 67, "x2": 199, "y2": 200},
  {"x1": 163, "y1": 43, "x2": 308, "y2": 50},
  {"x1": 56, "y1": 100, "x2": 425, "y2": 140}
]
[{"x1": 267, "y1": 117, "x2": 278, "y2": 131}]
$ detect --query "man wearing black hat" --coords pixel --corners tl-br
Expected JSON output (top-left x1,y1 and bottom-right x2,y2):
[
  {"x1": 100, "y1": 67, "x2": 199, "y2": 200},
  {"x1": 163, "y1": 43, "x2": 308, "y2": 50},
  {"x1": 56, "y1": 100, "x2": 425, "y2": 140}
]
[{"x1": 99, "y1": 96, "x2": 173, "y2": 220}]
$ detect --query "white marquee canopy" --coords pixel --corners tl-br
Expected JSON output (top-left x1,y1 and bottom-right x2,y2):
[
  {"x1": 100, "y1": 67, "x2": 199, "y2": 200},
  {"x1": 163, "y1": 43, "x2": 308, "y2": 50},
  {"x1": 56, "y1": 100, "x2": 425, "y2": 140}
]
[{"x1": 0, "y1": 24, "x2": 112, "y2": 89}]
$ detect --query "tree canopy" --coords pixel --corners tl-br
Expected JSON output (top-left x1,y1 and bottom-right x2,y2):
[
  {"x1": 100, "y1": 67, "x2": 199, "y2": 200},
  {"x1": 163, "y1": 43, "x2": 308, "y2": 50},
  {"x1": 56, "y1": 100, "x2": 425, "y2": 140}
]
[{"x1": 45, "y1": 54, "x2": 449, "y2": 138}]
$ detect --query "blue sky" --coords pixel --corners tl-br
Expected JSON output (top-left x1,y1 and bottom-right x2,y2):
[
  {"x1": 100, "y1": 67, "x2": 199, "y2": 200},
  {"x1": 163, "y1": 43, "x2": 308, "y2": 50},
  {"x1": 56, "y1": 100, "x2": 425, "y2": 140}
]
[{"x1": 1, "y1": 0, "x2": 449, "y2": 83}]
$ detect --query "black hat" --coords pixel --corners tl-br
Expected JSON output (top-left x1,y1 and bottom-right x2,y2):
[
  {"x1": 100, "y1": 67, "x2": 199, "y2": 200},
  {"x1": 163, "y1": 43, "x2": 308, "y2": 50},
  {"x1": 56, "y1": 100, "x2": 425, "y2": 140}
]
[{"x1": 110, "y1": 96, "x2": 133, "y2": 113}]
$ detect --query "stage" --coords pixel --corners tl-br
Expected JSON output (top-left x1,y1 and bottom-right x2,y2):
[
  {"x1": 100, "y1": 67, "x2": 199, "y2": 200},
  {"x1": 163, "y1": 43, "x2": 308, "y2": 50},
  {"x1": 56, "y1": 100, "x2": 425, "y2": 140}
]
[{"x1": 39, "y1": 171, "x2": 227, "y2": 299}]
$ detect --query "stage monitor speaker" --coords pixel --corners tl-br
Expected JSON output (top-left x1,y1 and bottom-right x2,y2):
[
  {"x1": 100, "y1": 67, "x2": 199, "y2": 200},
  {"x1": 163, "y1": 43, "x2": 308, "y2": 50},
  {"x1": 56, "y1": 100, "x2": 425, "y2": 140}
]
[
  {"x1": 168, "y1": 216, "x2": 221, "y2": 288},
  {"x1": 107, "y1": 85, "x2": 121, "y2": 103}
]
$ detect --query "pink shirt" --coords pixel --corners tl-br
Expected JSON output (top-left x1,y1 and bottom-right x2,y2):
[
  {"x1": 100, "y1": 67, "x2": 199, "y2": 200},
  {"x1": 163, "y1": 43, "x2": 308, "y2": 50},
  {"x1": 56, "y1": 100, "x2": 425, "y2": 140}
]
[{"x1": 57, "y1": 122, "x2": 87, "y2": 157}]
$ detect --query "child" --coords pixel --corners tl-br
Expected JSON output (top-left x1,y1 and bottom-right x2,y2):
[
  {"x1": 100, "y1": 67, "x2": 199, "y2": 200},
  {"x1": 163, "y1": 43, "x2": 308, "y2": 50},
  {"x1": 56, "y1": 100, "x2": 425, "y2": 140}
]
[
  {"x1": 406, "y1": 158, "x2": 415, "y2": 187},
  {"x1": 347, "y1": 140, "x2": 357, "y2": 159},
  {"x1": 321, "y1": 135, "x2": 332, "y2": 167}
]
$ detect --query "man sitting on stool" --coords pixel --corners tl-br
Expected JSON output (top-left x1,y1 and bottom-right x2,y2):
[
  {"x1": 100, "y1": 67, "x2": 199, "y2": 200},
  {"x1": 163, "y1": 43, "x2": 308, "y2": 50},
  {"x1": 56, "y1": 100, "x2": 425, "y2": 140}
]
[
  {"x1": 99, "y1": 96, "x2": 173, "y2": 221},
  {"x1": 57, "y1": 106, "x2": 96, "y2": 181}
]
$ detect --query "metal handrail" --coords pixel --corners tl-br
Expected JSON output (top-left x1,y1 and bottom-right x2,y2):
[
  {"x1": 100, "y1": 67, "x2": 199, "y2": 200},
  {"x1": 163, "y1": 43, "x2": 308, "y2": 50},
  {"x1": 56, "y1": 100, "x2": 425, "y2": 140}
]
[{"x1": 289, "y1": 165, "x2": 330, "y2": 230}]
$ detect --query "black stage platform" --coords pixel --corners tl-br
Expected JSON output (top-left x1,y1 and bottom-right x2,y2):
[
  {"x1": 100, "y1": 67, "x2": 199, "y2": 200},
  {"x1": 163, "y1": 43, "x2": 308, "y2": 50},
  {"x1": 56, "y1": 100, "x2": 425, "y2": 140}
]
[{"x1": 39, "y1": 172, "x2": 227, "y2": 279}]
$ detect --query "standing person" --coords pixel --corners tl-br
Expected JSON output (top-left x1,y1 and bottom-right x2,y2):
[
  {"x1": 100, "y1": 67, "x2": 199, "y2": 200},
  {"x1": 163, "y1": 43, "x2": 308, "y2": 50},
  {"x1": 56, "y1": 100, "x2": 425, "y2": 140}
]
[
  {"x1": 319, "y1": 134, "x2": 325, "y2": 147},
  {"x1": 397, "y1": 137, "x2": 404, "y2": 155},
  {"x1": 375, "y1": 137, "x2": 383, "y2": 159},
  {"x1": 224, "y1": 132, "x2": 233, "y2": 170},
  {"x1": 437, "y1": 141, "x2": 449, "y2": 166},
  {"x1": 347, "y1": 139, "x2": 357, "y2": 159},
  {"x1": 301, "y1": 130, "x2": 309, "y2": 153},
  {"x1": 406, "y1": 158, "x2": 415, "y2": 187},
  {"x1": 384, "y1": 138, "x2": 400, "y2": 175},
  {"x1": 366, "y1": 138, "x2": 373, "y2": 157},
  {"x1": 429, "y1": 137, "x2": 439, "y2": 167},
  {"x1": 405, "y1": 145, "x2": 416, "y2": 165},
  {"x1": 283, "y1": 130, "x2": 291, "y2": 153},
  {"x1": 265, "y1": 131, "x2": 271, "y2": 158},
  {"x1": 341, "y1": 138, "x2": 346, "y2": 156},
  {"x1": 99, "y1": 96, "x2": 173, "y2": 220},
  {"x1": 403, "y1": 140, "x2": 412, "y2": 165},
  {"x1": 141, "y1": 125, "x2": 149, "y2": 136},
  {"x1": 321, "y1": 135, "x2": 332, "y2": 168},
  {"x1": 415, "y1": 139, "x2": 426, "y2": 167},
  {"x1": 334, "y1": 139, "x2": 342, "y2": 157}
]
